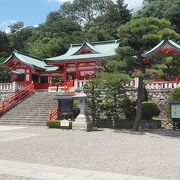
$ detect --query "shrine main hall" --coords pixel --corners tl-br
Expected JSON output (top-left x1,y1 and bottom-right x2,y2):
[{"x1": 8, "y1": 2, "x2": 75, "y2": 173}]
[
  {"x1": 3, "y1": 38, "x2": 180, "y2": 90},
  {"x1": 4, "y1": 40, "x2": 119, "y2": 89}
]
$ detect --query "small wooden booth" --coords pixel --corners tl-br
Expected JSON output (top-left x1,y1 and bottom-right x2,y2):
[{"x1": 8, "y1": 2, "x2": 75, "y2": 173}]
[{"x1": 54, "y1": 95, "x2": 73, "y2": 120}]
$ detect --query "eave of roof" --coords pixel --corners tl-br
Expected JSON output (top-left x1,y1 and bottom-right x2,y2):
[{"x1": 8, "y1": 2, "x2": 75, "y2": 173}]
[
  {"x1": 4, "y1": 50, "x2": 58, "y2": 71},
  {"x1": 142, "y1": 39, "x2": 180, "y2": 57},
  {"x1": 46, "y1": 40, "x2": 120, "y2": 61}
]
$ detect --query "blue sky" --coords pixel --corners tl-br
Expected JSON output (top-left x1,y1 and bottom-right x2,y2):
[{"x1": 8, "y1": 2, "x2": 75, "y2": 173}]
[{"x1": 0, "y1": 0, "x2": 143, "y2": 32}]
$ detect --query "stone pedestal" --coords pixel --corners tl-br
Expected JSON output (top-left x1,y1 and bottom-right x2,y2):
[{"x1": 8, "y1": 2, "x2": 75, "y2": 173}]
[
  {"x1": 72, "y1": 115, "x2": 87, "y2": 130},
  {"x1": 72, "y1": 92, "x2": 87, "y2": 131}
]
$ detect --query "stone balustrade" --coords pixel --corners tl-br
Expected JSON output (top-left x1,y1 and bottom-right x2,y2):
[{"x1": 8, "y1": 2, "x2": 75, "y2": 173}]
[
  {"x1": 126, "y1": 78, "x2": 180, "y2": 90},
  {"x1": 145, "y1": 81, "x2": 180, "y2": 89},
  {"x1": 76, "y1": 78, "x2": 180, "y2": 90},
  {"x1": 0, "y1": 82, "x2": 26, "y2": 93},
  {"x1": 74, "y1": 80, "x2": 87, "y2": 90}
]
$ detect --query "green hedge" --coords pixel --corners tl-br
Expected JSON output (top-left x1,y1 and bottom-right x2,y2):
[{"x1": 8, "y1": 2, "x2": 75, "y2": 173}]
[
  {"x1": 47, "y1": 120, "x2": 72, "y2": 129},
  {"x1": 142, "y1": 101, "x2": 160, "y2": 120}
]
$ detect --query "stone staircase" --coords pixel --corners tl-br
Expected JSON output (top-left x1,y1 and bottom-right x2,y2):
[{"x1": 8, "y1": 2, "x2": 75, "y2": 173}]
[{"x1": 0, "y1": 92, "x2": 59, "y2": 126}]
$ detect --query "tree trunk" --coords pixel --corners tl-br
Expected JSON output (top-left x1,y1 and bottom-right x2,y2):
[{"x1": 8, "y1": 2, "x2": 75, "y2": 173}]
[
  {"x1": 91, "y1": 85, "x2": 96, "y2": 125},
  {"x1": 133, "y1": 76, "x2": 143, "y2": 131}
]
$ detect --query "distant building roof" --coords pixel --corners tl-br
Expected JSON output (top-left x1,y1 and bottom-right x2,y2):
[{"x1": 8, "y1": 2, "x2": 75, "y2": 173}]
[
  {"x1": 4, "y1": 50, "x2": 58, "y2": 71},
  {"x1": 142, "y1": 39, "x2": 180, "y2": 58},
  {"x1": 46, "y1": 40, "x2": 120, "y2": 62}
]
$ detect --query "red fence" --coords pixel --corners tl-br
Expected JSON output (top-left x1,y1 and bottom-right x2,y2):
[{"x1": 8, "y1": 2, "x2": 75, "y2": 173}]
[
  {"x1": 0, "y1": 83, "x2": 34, "y2": 113},
  {"x1": 48, "y1": 108, "x2": 59, "y2": 120}
]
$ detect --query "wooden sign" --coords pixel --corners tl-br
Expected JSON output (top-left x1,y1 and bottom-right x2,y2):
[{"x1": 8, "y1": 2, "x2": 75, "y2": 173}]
[
  {"x1": 60, "y1": 120, "x2": 70, "y2": 127},
  {"x1": 171, "y1": 104, "x2": 180, "y2": 118}
]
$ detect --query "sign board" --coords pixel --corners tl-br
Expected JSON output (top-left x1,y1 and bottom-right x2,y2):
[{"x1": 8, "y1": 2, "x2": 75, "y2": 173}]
[
  {"x1": 60, "y1": 120, "x2": 70, "y2": 127},
  {"x1": 171, "y1": 104, "x2": 180, "y2": 118}
]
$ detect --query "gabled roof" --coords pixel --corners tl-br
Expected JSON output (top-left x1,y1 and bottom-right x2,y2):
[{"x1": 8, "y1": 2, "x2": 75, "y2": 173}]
[
  {"x1": 4, "y1": 50, "x2": 58, "y2": 71},
  {"x1": 46, "y1": 40, "x2": 120, "y2": 62},
  {"x1": 142, "y1": 39, "x2": 180, "y2": 58}
]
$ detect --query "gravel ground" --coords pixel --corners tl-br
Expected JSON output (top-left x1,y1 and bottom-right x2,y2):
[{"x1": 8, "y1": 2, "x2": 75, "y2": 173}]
[
  {"x1": 0, "y1": 126, "x2": 180, "y2": 180},
  {"x1": 0, "y1": 174, "x2": 39, "y2": 180}
]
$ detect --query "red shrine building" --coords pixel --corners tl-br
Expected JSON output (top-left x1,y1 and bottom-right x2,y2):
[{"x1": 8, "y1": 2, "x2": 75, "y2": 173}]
[
  {"x1": 142, "y1": 38, "x2": 180, "y2": 81},
  {"x1": 4, "y1": 40, "x2": 119, "y2": 90},
  {"x1": 3, "y1": 38, "x2": 180, "y2": 90}
]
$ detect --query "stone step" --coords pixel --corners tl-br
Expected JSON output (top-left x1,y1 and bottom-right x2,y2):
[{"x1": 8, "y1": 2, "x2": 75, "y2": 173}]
[
  {"x1": 2, "y1": 117, "x2": 48, "y2": 119},
  {"x1": 0, "y1": 91, "x2": 58, "y2": 126},
  {"x1": 0, "y1": 119, "x2": 47, "y2": 123},
  {"x1": 0, "y1": 122, "x2": 46, "y2": 126}
]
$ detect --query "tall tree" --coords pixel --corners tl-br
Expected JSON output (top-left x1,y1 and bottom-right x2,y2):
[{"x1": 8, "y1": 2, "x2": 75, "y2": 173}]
[
  {"x1": 146, "y1": 54, "x2": 180, "y2": 81},
  {"x1": 0, "y1": 31, "x2": 9, "y2": 57},
  {"x1": 25, "y1": 12, "x2": 82, "y2": 58},
  {"x1": 83, "y1": 0, "x2": 131, "y2": 40},
  {"x1": 8, "y1": 21, "x2": 33, "y2": 51},
  {"x1": 60, "y1": 0, "x2": 107, "y2": 25},
  {"x1": 135, "y1": 0, "x2": 180, "y2": 33},
  {"x1": 0, "y1": 63, "x2": 11, "y2": 83},
  {"x1": 116, "y1": 17, "x2": 179, "y2": 131}
]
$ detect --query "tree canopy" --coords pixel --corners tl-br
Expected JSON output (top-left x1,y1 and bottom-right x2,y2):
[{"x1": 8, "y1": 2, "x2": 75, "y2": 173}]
[
  {"x1": 115, "y1": 17, "x2": 179, "y2": 130},
  {"x1": 135, "y1": 0, "x2": 180, "y2": 33}
]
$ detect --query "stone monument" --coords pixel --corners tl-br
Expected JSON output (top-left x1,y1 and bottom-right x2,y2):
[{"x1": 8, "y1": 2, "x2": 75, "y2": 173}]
[{"x1": 72, "y1": 91, "x2": 87, "y2": 130}]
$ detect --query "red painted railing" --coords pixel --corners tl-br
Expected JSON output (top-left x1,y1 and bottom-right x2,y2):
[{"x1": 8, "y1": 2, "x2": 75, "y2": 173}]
[
  {"x1": 48, "y1": 108, "x2": 59, "y2": 120},
  {"x1": 0, "y1": 82, "x2": 34, "y2": 113}
]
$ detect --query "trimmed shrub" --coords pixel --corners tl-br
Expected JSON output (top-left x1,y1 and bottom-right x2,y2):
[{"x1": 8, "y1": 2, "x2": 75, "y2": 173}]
[
  {"x1": 47, "y1": 120, "x2": 60, "y2": 128},
  {"x1": 47, "y1": 120, "x2": 72, "y2": 129},
  {"x1": 141, "y1": 101, "x2": 160, "y2": 120}
]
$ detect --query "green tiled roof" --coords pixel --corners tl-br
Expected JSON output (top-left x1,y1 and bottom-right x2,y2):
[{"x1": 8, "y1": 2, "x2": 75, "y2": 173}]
[
  {"x1": 4, "y1": 50, "x2": 58, "y2": 71},
  {"x1": 46, "y1": 40, "x2": 120, "y2": 61},
  {"x1": 142, "y1": 39, "x2": 180, "y2": 57}
]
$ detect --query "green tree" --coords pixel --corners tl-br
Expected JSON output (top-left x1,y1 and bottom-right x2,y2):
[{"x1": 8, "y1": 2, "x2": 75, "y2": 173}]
[
  {"x1": 8, "y1": 21, "x2": 33, "y2": 51},
  {"x1": 81, "y1": 0, "x2": 131, "y2": 40},
  {"x1": 0, "y1": 63, "x2": 11, "y2": 83},
  {"x1": 60, "y1": 0, "x2": 107, "y2": 25},
  {"x1": 25, "y1": 12, "x2": 82, "y2": 58},
  {"x1": 51, "y1": 75, "x2": 64, "y2": 92},
  {"x1": 146, "y1": 54, "x2": 180, "y2": 81},
  {"x1": 84, "y1": 72, "x2": 130, "y2": 127},
  {"x1": 135, "y1": 0, "x2": 180, "y2": 33},
  {"x1": 84, "y1": 78, "x2": 102, "y2": 126},
  {"x1": 0, "y1": 31, "x2": 10, "y2": 57},
  {"x1": 117, "y1": 17, "x2": 179, "y2": 131}
]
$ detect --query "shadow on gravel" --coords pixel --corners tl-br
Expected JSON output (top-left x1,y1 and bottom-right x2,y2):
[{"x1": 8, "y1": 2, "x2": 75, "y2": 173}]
[
  {"x1": 113, "y1": 129, "x2": 180, "y2": 138},
  {"x1": 144, "y1": 129, "x2": 180, "y2": 138}
]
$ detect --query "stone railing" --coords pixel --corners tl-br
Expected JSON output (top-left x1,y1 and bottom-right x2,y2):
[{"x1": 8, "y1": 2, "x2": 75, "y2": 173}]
[
  {"x1": 145, "y1": 81, "x2": 180, "y2": 89},
  {"x1": 0, "y1": 83, "x2": 14, "y2": 91},
  {"x1": 0, "y1": 82, "x2": 26, "y2": 93},
  {"x1": 74, "y1": 80, "x2": 87, "y2": 90},
  {"x1": 126, "y1": 78, "x2": 180, "y2": 90},
  {"x1": 74, "y1": 78, "x2": 180, "y2": 90}
]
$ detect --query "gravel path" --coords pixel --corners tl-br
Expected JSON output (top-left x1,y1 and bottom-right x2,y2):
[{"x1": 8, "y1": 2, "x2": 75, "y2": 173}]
[{"x1": 0, "y1": 126, "x2": 179, "y2": 180}]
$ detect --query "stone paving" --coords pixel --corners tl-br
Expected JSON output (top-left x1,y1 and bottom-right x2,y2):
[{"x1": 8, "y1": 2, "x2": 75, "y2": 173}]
[{"x1": 0, "y1": 126, "x2": 179, "y2": 180}]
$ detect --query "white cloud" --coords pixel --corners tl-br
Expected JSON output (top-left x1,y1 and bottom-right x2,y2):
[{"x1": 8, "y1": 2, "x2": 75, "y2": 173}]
[
  {"x1": 124, "y1": 0, "x2": 143, "y2": 11},
  {"x1": 34, "y1": 24, "x2": 40, "y2": 28},
  {"x1": 0, "y1": 19, "x2": 17, "y2": 32}
]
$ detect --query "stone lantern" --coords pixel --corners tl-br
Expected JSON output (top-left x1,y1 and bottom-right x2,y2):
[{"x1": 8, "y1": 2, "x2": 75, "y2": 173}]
[{"x1": 72, "y1": 91, "x2": 87, "y2": 130}]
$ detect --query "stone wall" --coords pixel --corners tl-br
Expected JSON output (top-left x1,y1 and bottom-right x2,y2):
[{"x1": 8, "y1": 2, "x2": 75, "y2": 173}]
[
  {"x1": 125, "y1": 88, "x2": 172, "y2": 120},
  {"x1": 147, "y1": 89, "x2": 171, "y2": 120}
]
